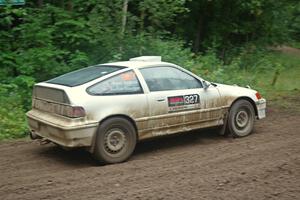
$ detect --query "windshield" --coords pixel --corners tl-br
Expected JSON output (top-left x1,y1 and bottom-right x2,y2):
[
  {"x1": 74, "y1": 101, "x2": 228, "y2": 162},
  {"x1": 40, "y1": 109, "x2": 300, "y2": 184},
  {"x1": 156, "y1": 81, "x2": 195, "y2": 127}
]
[{"x1": 46, "y1": 65, "x2": 125, "y2": 87}]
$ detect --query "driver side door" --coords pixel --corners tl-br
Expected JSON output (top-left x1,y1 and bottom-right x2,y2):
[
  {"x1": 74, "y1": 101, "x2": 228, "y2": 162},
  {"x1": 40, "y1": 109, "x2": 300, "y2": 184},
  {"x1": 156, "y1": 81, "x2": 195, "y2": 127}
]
[{"x1": 138, "y1": 66, "x2": 222, "y2": 139}]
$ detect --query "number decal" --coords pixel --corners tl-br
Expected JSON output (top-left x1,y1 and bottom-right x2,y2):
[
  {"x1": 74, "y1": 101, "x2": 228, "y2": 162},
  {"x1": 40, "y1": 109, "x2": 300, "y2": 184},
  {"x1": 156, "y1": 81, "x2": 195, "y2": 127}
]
[
  {"x1": 168, "y1": 94, "x2": 200, "y2": 112},
  {"x1": 184, "y1": 94, "x2": 199, "y2": 104},
  {"x1": 184, "y1": 96, "x2": 190, "y2": 104},
  {"x1": 193, "y1": 94, "x2": 198, "y2": 104}
]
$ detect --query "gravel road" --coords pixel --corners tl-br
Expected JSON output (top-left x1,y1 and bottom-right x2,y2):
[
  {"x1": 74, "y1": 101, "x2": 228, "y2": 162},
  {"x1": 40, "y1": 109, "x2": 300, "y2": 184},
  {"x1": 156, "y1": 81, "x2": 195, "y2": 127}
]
[{"x1": 0, "y1": 105, "x2": 299, "y2": 200}]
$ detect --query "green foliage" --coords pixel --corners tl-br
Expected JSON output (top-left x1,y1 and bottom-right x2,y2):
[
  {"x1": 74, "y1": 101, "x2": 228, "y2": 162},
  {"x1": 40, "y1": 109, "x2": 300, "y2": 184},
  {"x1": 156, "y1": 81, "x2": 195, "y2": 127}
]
[
  {"x1": 136, "y1": 0, "x2": 187, "y2": 31},
  {"x1": 0, "y1": 84, "x2": 28, "y2": 140},
  {"x1": 117, "y1": 34, "x2": 196, "y2": 67},
  {"x1": 180, "y1": 0, "x2": 298, "y2": 53}
]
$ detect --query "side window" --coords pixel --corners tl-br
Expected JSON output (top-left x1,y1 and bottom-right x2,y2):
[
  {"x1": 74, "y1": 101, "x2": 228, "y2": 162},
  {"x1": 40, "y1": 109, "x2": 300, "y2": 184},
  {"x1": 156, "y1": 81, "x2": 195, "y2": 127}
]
[
  {"x1": 140, "y1": 66, "x2": 203, "y2": 92},
  {"x1": 88, "y1": 70, "x2": 143, "y2": 95}
]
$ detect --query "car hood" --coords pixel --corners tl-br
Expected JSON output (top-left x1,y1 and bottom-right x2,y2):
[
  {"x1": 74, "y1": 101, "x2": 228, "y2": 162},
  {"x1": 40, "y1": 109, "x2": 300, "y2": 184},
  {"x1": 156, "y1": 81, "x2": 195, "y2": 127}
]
[
  {"x1": 213, "y1": 83, "x2": 259, "y2": 104},
  {"x1": 214, "y1": 83, "x2": 257, "y2": 93}
]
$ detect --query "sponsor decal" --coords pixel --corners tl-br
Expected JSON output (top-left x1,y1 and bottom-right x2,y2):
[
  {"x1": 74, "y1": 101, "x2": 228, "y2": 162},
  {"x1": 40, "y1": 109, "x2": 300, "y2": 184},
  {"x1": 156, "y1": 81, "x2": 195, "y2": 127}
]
[{"x1": 168, "y1": 94, "x2": 200, "y2": 112}]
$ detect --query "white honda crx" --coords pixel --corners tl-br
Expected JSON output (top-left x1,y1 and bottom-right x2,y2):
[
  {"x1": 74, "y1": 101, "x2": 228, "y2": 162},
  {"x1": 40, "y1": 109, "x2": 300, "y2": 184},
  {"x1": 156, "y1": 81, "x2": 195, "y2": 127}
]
[{"x1": 27, "y1": 56, "x2": 266, "y2": 164}]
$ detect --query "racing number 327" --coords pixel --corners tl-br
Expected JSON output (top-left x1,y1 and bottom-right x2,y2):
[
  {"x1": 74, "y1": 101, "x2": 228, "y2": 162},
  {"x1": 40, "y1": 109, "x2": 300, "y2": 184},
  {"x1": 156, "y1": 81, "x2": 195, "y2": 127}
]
[
  {"x1": 184, "y1": 94, "x2": 199, "y2": 104},
  {"x1": 168, "y1": 94, "x2": 200, "y2": 107}
]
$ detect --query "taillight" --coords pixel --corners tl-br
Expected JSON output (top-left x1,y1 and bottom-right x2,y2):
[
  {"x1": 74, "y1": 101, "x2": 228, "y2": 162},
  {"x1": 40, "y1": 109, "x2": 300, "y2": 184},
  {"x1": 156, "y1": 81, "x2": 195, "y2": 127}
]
[
  {"x1": 65, "y1": 106, "x2": 86, "y2": 118},
  {"x1": 255, "y1": 92, "x2": 262, "y2": 100}
]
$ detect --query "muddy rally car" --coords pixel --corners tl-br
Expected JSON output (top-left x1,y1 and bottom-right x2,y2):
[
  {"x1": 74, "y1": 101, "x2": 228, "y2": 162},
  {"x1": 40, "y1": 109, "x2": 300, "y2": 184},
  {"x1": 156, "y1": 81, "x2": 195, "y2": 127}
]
[{"x1": 27, "y1": 56, "x2": 266, "y2": 164}]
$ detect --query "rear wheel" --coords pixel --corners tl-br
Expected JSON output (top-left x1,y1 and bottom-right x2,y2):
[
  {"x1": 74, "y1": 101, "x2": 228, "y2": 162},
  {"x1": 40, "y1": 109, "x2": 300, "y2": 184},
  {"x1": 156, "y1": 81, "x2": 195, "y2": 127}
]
[
  {"x1": 93, "y1": 117, "x2": 137, "y2": 164},
  {"x1": 227, "y1": 99, "x2": 255, "y2": 137}
]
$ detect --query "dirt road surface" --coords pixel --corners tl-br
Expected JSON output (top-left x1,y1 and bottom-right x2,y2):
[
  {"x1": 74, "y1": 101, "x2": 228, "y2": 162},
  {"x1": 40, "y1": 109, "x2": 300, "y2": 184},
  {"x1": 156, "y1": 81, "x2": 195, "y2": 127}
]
[{"x1": 0, "y1": 105, "x2": 299, "y2": 200}]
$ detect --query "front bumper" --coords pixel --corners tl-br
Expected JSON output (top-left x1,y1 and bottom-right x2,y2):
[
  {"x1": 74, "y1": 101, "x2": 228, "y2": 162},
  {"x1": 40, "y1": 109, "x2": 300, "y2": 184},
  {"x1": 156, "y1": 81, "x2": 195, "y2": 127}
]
[
  {"x1": 26, "y1": 109, "x2": 98, "y2": 147},
  {"x1": 256, "y1": 98, "x2": 266, "y2": 119}
]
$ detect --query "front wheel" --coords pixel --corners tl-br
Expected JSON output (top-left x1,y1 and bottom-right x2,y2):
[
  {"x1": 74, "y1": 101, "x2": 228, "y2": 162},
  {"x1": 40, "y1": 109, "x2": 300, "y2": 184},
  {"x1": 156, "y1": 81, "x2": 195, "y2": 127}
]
[
  {"x1": 227, "y1": 99, "x2": 255, "y2": 137},
  {"x1": 93, "y1": 117, "x2": 137, "y2": 164}
]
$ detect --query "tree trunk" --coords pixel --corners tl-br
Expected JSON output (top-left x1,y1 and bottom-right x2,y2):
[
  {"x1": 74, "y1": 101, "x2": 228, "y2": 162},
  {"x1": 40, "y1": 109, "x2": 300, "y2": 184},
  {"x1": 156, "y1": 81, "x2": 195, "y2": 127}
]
[
  {"x1": 193, "y1": 13, "x2": 203, "y2": 53},
  {"x1": 60, "y1": 0, "x2": 65, "y2": 9},
  {"x1": 67, "y1": 0, "x2": 73, "y2": 11},
  {"x1": 140, "y1": 9, "x2": 145, "y2": 32},
  {"x1": 37, "y1": 0, "x2": 43, "y2": 8},
  {"x1": 121, "y1": 0, "x2": 129, "y2": 36}
]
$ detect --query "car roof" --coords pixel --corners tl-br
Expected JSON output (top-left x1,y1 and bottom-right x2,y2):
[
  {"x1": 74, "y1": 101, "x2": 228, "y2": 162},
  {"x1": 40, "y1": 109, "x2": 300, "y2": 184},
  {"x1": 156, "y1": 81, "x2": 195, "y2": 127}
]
[
  {"x1": 101, "y1": 61, "x2": 176, "y2": 69},
  {"x1": 101, "y1": 56, "x2": 177, "y2": 69}
]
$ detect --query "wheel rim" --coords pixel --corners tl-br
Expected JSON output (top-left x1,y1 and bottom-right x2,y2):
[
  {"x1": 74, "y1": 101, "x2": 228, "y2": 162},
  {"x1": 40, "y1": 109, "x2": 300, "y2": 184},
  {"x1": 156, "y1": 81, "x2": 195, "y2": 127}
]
[
  {"x1": 235, "y1": 110, "x2": 249, "y2": 128},
  {"x1": 104, "y1": 128, "x2": 126, "y2": 154}
]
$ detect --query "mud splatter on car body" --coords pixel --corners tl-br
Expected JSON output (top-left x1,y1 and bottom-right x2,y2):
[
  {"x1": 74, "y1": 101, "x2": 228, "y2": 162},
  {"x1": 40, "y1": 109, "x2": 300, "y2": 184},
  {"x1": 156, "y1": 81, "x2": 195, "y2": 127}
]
[{"x1": 27, "y1": 56, "x2": 266, "y2": 155}]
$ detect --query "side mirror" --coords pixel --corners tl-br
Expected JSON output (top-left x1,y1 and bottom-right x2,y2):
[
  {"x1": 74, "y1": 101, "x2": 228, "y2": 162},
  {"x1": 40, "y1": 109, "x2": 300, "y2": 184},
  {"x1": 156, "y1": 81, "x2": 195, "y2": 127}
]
[{"x1": 203, "y1": 80, "x2": 211, "y2": 90}]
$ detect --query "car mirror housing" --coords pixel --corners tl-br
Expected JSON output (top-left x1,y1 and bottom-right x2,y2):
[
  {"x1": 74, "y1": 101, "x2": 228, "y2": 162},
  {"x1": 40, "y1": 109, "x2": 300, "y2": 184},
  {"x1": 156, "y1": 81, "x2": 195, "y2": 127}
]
[{"x1": 203, "y1": 80, "x2": 211, "y2": 89}]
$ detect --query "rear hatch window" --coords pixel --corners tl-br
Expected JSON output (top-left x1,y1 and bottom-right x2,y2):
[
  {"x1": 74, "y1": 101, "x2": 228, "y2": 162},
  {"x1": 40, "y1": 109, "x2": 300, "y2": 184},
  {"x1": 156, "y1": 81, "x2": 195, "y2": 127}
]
[
  {"x1": 47, "y1": 65, "x2": 125, "y2": 87},
  {"x1": 33, "y1": 86, "x2": 70, "y2": 103}
]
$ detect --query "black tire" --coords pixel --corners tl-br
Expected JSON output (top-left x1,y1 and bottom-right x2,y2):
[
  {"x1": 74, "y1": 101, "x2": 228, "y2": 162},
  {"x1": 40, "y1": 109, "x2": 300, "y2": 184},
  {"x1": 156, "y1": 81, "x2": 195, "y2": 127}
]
[
  {"x1": 227, "y1": 99, "x2": 255, "y2": 137},
  {"x1": 93, "y1": 117, "x2": 137, "y2": 164}
]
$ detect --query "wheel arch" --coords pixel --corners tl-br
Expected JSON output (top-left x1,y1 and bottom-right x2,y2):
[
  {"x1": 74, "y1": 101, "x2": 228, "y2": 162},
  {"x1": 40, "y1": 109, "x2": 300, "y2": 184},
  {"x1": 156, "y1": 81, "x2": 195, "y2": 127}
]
[
  {"x1": 230, "y1": 96, "x2": 258, "y2": 117},
  {"x1": 89, "y1": 114, "x2": 138, "y2": 153},
  {"x1": 100, "y1": 114, "x2": 139, "y2": 138}
]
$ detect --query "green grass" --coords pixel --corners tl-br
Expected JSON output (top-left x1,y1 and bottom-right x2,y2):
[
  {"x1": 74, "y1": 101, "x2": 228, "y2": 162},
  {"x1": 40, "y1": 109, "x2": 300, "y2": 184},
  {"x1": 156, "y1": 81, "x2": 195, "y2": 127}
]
[
  {"x1": 249, "y1": 50, "x2": 300, "y2": 112},
  {"x1": 256, "y1": 52, "x2": 300, "y2": 90},
  {"x1": 290, "y1": 41, "x2": 300, "y2": 49}
]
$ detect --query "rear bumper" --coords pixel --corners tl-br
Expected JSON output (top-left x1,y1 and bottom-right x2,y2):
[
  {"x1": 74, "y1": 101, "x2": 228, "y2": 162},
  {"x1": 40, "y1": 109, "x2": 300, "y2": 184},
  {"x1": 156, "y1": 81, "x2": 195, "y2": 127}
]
[
  {"x1": 26, "y1": 109, "x2": 98, "y2": 147},
  {"x1": 256, "y1": 98, "x2": 266, "y2": 119}
]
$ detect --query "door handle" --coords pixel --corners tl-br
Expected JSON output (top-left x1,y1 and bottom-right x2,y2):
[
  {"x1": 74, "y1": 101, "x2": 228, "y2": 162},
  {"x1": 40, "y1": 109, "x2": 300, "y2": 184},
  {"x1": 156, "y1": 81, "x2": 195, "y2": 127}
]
[{"x1": 156, "y1": 98, "x2": 165, "y2": 102}]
